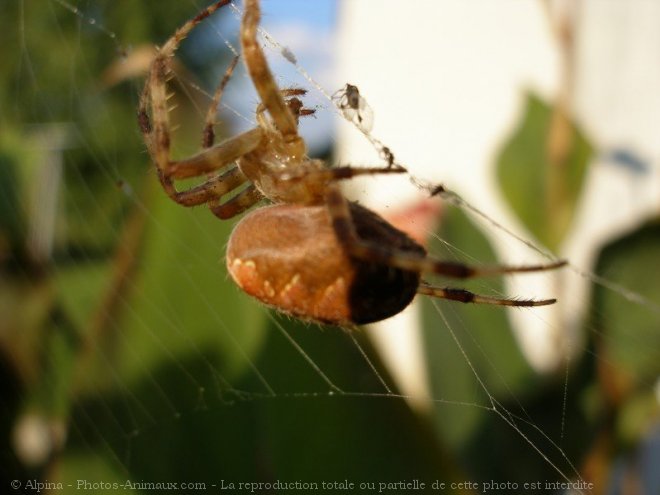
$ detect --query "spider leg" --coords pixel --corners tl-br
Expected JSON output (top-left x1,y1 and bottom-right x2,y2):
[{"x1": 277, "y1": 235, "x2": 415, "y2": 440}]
[
  {"x1": 167, "y1": 128, "x2": 263, "y2": 180},
  {"x1": 322, "y1": 165, "x2": 407, "y2": 181},
  {"x1": 274, "y1": 165, "x2": 405, "y2": 187},
  {"x1": 138, "y1": 2, "x2": 268, "y2": 221},
  {"x1": 325, "y1": 186, "x2": 566, "y2": 279},
  {"x1": 203, "y1": 55, "x2": 240, "y2": 148},
  {"x1": 255, "y1": 91, "x2": 316, "y2": 127},
  {"x1": 210, "y1": 185, "x2": 263, "y2": 220},
  {"x1": 138, "y1": 1, "x2": 232, "y2": 173},
  {"x1": 154, "y1": 128, "x2": 262, "y2": 209},
  {"x1": 417, "y1": 282, "x2": 556, "y2": 307},
  {"x1": 159, "y1": 166, "x2": 248, "y2": 207},
  {"x1": 241, "y1": 0, "x2": 301, "y2": 147},
  {"x1": 280, "y1": 88, "x2": 308, "y2": 98}
]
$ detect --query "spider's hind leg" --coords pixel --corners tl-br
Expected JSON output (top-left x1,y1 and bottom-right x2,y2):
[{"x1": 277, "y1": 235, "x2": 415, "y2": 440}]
[
  {"x1": 325, "y1": 186, "x2": 565, "y2": 284},
  {"x1": 417, "y1": 283, "x2": 556, "y2": 307}
]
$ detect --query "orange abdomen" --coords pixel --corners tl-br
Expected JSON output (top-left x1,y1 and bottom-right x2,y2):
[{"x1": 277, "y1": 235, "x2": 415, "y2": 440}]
[{"x1": 226, "y1": 203, "x2": 425, "y2": 325}]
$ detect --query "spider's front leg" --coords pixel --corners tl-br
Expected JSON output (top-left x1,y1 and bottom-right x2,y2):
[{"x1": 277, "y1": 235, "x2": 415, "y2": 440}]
[
  {"x1": 138, "y1": 0, "x2": 232, "y2": 172},
  {"x1": 241, "y1": 0, "x2": 305, "y2": 157},
  {"x1": 138, "y1": 1, "x2": 261, "y2": 214},
  {"x1": 324, "y1": 186, "x2": 565, "y2": 306}
]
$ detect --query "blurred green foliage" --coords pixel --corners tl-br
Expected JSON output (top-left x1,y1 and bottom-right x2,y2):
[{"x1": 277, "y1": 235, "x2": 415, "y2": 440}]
[
  {"x1": 0, "y1": 2, "x2": 658, "y2": 494},
  {"x1": 591, "y1": 221, "x2": 660, "y2": 445},
  {"x1": 497, "y1": 93, "x2": 592, "y2": 250},
  {"x1": 420, "y1": 207, "x2": 594, "y2": 485}
]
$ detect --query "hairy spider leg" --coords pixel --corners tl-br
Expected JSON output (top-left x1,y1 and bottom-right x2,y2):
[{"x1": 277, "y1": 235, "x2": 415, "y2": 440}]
[
  {"x1": 255, "y1": 88, "x2": 316, "y2": 123},
  {"x1": 271, "y1": 165, "x2": 406, "y2": 188},
  {"x1": 197, "y1": 87, "x2": 311, "y2": 216},
  {"x1": 211, "y1": 185, "x2": 263, "y2": 219},
  {"x1": 163, "y1": 129, "x2": 262, "y2": 181},
  {"x1": 417, "y1": 283, "x2": 556, "y2": 307},
  {"x1": 324, "y1": 186, "x2": 565, "y2": 306},
  {"x1": 138, "y1": 0, "x2": 231, "y2": 168},
  {"x1": 151, "y1": 125, "x2": 263, "y2": 211},
  {"x1": 203, "y1": 55, "x2": 240, "y2": 148},
  {"x1": 157, "y1": 167, "x2": 246, "y2": 208},
  {"x1": 241, "y1": 0, "x2": 303, "y2": 152},
  {"x1": 138, "y1": 1, "x2": 267, "y2": 218}
]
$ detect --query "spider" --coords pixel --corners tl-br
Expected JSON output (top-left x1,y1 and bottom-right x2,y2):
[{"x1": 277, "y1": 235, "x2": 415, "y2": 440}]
[{"x1": 138, "y1": 0, "x2": 566, "y2": 326}]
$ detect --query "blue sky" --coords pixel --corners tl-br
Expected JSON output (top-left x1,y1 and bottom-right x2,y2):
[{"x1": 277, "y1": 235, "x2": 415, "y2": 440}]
[{"x1": 260, "y1": 0, "x2": 336, "y2": 28}]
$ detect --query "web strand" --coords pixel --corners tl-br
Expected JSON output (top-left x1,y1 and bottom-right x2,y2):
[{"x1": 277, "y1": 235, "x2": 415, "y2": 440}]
[{"x1": 19, "y1": 3, "x2": 658, "y2": 491}]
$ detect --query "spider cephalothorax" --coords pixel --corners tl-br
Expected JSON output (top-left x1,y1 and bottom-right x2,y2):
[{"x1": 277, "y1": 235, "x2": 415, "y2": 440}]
[{"x1": 138, "y1": 0, "x2": 565, "y2": 326}]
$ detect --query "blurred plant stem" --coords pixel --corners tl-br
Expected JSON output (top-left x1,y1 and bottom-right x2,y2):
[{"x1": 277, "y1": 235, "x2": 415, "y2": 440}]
[
  {"x1": 544, "y1": 0, "x2": 579, "y2": 247},
  {"x1": 69, "y1": 178, "x2": 150, "y2": 397}
]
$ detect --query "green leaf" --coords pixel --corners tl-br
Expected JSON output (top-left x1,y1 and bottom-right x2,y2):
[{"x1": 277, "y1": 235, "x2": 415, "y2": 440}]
[
  {"x1": 592, "y1": 221, "x2": 660, "y2": 387},
  {"x1": 591, "y1": 221, "x2": 660, "y2": 445},
  {"x1": 496, "y1": 93, "x2": 593, "y2": 249}
]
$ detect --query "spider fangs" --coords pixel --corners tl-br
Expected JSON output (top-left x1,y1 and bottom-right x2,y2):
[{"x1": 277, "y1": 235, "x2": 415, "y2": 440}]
[{"x1": 138, "y1": 0, "x2": 566, "y2": 326}]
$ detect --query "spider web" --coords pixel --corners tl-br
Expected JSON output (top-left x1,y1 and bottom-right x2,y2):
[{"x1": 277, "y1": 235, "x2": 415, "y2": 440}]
[{"x1": 3, "y1": 1, "x2": 660, "y2": 494}]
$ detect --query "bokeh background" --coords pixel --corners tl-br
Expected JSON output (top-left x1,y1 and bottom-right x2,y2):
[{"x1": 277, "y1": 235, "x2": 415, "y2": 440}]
[{"x1": 1, "y1": 1, "x2": 659, "y2": 494}]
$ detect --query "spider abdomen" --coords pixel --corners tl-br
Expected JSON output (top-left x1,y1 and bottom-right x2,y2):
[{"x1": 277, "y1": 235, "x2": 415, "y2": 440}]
[{"x1": 226, "y1": 203, "x2": 426, "y2": 325}]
